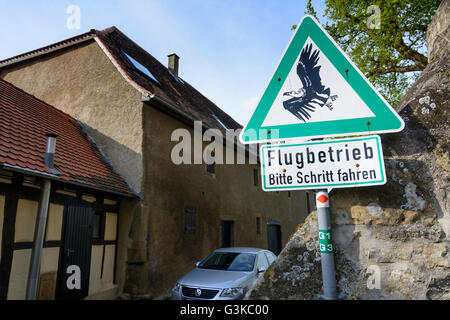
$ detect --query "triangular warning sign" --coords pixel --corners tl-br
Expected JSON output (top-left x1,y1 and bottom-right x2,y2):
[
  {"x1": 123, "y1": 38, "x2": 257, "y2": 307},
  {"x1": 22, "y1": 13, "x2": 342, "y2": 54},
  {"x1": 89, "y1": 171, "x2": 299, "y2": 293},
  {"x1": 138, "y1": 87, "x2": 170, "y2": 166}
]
[{"x1": 239, "y1": 15, "x2": 404, "y2": 144}]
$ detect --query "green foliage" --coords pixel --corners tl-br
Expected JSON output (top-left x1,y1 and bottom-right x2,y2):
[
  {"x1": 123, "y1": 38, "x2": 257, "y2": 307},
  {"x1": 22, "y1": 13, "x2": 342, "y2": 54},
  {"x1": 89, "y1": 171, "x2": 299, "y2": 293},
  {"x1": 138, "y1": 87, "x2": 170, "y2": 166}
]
[
  {"x1": 318, "y1": 0, "x2": 440, "y2": 107},
  {"x1": 305, "y1": 0, "x2": 318, "y2": 20},
  {"x1": 293, "y1": 0, "x2": 319, "y2": 31}
]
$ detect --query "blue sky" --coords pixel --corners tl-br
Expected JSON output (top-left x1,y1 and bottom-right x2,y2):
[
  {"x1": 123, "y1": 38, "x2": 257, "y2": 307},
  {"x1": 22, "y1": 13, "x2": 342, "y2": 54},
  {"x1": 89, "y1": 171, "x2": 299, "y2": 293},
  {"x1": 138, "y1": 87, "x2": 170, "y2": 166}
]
[{"x1": 0, "y1": 0, "x2": 328, "y2": 125}]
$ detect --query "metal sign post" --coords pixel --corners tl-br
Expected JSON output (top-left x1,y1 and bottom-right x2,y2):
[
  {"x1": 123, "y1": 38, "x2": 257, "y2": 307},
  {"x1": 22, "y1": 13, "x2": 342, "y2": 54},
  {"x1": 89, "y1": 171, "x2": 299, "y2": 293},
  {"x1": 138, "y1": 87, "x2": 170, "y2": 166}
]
[
  {"x1": 315, "y1": 190, "x2": 337, "y2": 300},
  {"x1": 258, "y1": 136, "x2": 388, "y2": 300}
]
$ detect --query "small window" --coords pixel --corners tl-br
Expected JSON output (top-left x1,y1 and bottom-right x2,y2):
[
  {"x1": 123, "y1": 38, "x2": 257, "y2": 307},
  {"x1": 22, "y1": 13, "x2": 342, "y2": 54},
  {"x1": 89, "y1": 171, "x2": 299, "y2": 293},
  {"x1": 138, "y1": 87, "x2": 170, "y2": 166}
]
[
  {"x1": 184, "y1": 206, "x2": 196, "y2": 234},
  {"x1": 256, "y1": 217, "x2": 261, "y2": 235},
  {"x1": 168, "y1": 69, "x2": 185, "y2": 84},
  {"x1": 92, "y1": 212, "x2": 104, "y2": 239},
  {"x1": 206, "y1": 163, "x2": 215, "y2": 174},
  {"x1": 253, "y1": 168, "x2": 259, "y2": 186},
  {"x1": 206, "y1": 150, "x2": 215, "y2": 174}
]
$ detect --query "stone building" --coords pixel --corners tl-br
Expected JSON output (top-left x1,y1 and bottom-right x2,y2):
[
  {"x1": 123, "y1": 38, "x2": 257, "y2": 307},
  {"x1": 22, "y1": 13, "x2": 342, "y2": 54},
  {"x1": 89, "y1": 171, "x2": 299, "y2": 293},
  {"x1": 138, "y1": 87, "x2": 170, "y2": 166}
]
[{"x1": 0, "y1": 27, "x2": 312, "y2": 298}]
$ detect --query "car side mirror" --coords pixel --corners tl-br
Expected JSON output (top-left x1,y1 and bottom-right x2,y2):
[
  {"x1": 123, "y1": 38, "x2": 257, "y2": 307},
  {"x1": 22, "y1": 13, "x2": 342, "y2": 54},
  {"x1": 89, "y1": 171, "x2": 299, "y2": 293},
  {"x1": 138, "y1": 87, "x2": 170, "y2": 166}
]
[
  {"x1": 195, "y1": 261, "x2": 200, "y2": 267},
  {"x1": 258, "y1": 266, "x2": 267, "y2": 273}
]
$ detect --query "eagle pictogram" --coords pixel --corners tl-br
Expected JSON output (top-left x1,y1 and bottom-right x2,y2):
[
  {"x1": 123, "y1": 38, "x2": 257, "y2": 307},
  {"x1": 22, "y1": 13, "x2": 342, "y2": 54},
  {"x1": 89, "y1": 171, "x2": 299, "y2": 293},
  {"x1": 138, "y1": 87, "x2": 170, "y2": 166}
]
[{"x1": 283, "y1": 43, "x2": 331, "y2": 122}]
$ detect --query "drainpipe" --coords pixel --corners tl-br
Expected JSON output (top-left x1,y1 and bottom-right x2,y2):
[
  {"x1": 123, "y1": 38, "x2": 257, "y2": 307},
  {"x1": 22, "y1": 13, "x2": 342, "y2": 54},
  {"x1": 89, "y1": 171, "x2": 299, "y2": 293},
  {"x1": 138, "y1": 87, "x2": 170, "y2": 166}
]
[{"x1": 26, "y1": 134, "x2": 57, "y2": 300}]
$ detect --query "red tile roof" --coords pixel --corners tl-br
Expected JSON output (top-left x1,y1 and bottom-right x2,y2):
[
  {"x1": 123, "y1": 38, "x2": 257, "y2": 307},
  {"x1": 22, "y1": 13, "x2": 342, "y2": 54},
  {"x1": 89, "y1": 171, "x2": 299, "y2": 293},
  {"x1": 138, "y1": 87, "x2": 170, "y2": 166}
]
[{"x1": 0, "y1": 78, "x2": 136, "y2": 197}]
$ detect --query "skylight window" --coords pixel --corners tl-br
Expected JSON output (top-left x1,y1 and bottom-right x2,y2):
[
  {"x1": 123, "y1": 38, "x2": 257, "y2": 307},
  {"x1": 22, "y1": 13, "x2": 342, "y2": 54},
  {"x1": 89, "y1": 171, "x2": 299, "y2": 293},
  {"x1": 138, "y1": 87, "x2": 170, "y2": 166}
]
[
  {"x1": 121, "y1": 50, "x2": 160, "y2": 85},
  {"x1": 168, "y1": 69, "x2": 185, "y2": 84},
  {"x1": 212, "y1": 113, "x2": 228, "y2": 130}
]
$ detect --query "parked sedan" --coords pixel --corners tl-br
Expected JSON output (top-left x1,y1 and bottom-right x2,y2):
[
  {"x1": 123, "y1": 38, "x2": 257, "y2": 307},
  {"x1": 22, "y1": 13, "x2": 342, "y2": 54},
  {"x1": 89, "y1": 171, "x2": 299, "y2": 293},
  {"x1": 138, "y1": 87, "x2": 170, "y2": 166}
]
[{"x1": 172, "y1": 247, "x2": 277, "y2": 300}]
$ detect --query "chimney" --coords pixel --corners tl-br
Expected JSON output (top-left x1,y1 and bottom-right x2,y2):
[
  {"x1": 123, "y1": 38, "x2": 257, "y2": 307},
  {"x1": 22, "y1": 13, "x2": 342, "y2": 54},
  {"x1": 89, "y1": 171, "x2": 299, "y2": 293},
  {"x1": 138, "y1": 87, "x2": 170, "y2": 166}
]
[
  {"x1": 44, "y1": 133, "x2": 57, "y2": 170},
  {"x1": 168, "y1": 53, "x2": 180, "y2": 77}
]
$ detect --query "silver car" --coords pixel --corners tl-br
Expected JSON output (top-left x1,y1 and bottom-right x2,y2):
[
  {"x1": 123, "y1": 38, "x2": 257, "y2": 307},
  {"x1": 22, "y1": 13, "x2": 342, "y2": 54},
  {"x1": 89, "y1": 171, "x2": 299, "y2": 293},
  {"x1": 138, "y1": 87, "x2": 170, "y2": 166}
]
[{"x1": 172, "y1": 247, "x2": 277, "y2": 300}]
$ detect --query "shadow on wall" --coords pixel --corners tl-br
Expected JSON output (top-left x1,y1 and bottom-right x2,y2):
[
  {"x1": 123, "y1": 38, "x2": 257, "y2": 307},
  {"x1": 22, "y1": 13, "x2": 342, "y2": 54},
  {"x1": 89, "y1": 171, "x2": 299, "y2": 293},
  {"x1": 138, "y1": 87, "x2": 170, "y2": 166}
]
[
  {"x1": 330, "y1": 101, "x2": 445, "y2": 230},
  {"x1": 332, "y1": 224, "x2": 362, "y2": 298},
  {"x1": 331, "y1": 157, "x2": 443, "y2": 226},
  {"x1": 76, "y1": 122, "x2": 148, "y2": 295},
  {"x1": 78, "y1": 122, "x2": 143, "y2": 194},
  {"x1": 382, "y1": 105, "x2": 438, "y2": 157}
]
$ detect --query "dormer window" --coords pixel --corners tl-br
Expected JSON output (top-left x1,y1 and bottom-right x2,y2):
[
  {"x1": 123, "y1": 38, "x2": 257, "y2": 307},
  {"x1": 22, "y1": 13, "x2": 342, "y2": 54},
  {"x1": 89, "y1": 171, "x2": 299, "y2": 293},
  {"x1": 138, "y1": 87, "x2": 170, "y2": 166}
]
[{"x1": 168, "y1": 69, "x2": 185, "y2": 84}]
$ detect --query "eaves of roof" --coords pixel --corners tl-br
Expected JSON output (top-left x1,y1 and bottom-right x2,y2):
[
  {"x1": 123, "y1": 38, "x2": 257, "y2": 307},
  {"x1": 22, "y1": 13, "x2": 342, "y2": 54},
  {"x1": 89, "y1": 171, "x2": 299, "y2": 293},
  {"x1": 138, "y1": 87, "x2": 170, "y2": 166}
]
[{"x1": 0, "y1": 31, "x2": 96, "y2": 68}]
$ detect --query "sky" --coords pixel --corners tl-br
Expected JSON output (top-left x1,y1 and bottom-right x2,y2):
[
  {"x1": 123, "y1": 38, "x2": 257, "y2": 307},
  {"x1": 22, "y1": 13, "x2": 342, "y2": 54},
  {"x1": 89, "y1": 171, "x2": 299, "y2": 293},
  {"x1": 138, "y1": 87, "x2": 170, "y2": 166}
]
[{"x1": 0, "y1": 0, "x2": 328, "y2": 125}]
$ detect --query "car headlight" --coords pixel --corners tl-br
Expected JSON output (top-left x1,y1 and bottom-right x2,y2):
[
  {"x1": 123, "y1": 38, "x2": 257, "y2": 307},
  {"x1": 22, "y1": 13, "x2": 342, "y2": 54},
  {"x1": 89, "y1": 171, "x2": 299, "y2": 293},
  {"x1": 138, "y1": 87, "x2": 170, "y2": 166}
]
[
  {"x1": 220, "y1": 287, "x2": 244, "y2": 298},
  {"x1": 173, "y1": 282, "x2": 181, "y2": 291}
]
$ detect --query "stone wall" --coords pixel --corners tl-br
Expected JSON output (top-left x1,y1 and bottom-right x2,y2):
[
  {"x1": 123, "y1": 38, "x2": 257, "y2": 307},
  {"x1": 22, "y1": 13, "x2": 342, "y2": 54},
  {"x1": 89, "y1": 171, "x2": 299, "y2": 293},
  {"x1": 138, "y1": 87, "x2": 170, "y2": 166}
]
[
  {"x1": 427, "y1": 0, "x2": 450, "y2": 63},
  {"x1": 135, "y1": 102, "x2": 310, "y2": 298},
  {"x1": 248, "y1": 0, "x2": 449, "y2": 300}
]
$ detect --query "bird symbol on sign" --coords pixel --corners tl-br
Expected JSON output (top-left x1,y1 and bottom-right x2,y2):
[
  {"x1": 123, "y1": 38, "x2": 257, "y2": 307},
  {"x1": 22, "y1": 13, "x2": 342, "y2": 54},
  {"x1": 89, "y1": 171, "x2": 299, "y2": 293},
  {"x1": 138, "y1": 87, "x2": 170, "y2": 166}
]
[{"x1": 282, "y1": 43, "x2": 332, "y2": 122}]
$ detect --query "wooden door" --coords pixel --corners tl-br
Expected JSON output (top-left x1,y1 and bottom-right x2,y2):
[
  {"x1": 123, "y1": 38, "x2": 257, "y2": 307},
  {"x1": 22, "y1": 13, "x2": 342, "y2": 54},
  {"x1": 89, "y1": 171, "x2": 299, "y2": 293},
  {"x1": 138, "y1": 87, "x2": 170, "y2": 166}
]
[
  {"x1": 56, "y1": 202, "x2": 93, "y2": 300},
  {"x1": 267, "y1": 222, "x2": 282, "y2": 255}
]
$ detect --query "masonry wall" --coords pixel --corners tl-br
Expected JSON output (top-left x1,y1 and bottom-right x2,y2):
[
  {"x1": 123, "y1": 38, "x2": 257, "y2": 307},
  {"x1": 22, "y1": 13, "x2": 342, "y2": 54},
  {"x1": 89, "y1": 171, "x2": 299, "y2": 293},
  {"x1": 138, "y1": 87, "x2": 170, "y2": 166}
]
[{"x1": 140, "y1": 103, "x2": 311, "y2": 297}]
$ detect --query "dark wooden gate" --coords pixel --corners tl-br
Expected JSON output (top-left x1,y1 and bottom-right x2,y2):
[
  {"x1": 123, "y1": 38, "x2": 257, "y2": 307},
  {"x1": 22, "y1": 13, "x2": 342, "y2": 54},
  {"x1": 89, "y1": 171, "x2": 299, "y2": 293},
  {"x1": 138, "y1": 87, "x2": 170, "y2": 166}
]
[
  {"x1": 221, "y1": 220, "x2": 234, "y2": 248},
  {"x1": 56, "y1": 202, "x2": 93, "y2": 300},
  {"x1": 267, "y1": 222, "x2": 282, "y2": 255}
]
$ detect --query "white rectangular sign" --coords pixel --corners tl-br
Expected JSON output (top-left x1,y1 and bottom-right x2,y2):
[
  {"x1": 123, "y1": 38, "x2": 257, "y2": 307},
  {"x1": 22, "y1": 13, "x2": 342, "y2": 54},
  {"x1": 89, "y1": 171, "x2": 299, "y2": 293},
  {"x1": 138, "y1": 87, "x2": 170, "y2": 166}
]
[{"x1": 260, "y1": 135, "x2": 386, "y2": 191}]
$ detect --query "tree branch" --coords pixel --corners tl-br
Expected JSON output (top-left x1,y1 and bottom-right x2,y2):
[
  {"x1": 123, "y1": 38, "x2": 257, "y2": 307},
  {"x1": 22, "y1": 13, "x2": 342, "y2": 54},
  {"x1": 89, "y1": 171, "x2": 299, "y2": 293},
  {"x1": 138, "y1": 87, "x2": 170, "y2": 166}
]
[
  {"x1": 392, "y1": 35, "x2": 428, "y2": 69},
  {"x1": 367, "y1": 64, "x2": 422, "y2": 77}
]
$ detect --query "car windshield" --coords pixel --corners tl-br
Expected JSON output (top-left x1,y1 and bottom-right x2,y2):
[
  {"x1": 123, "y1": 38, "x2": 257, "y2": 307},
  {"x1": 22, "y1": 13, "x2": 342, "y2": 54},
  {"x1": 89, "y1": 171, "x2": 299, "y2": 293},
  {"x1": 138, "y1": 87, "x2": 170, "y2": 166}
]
[{"x1": 198, "y1": 252, "x2": 256, "y2": 272}]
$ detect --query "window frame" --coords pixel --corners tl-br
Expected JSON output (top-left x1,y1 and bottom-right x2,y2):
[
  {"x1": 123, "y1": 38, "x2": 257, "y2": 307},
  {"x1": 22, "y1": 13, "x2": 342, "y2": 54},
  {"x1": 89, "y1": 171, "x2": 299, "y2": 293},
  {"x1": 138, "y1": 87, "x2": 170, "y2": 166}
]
[
  {"x1": 256, "y1": 217, "x2": 261, "y2": 235},
  {"x1": 253, "y1": 168, "x2": 259, "y2": 186},
  {"x1": 91, "y1": 210, "x2": 106, "y2": 242},
  {"x1": 206, "y1": 150, "x2": 216, "y2": 175}
]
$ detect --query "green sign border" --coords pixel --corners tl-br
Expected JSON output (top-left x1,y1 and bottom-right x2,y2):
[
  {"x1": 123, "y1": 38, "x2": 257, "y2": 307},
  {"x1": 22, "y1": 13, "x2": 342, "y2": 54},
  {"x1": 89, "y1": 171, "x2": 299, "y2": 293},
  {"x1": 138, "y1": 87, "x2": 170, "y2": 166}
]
[
  {"x1": 240, "y1": 15, "x2": 404, "y2": 144},
  {"x1": 260, "y1": 135, "x2": 386, "y2": 191}
]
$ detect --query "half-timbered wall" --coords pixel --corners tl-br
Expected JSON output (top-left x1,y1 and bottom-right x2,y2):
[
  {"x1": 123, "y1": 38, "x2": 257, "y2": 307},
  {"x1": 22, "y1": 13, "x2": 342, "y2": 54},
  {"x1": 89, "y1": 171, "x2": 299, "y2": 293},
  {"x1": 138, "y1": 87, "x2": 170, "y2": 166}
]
[{"x1": 0, "y1": 170, "x2": 121, "y2": 300}]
